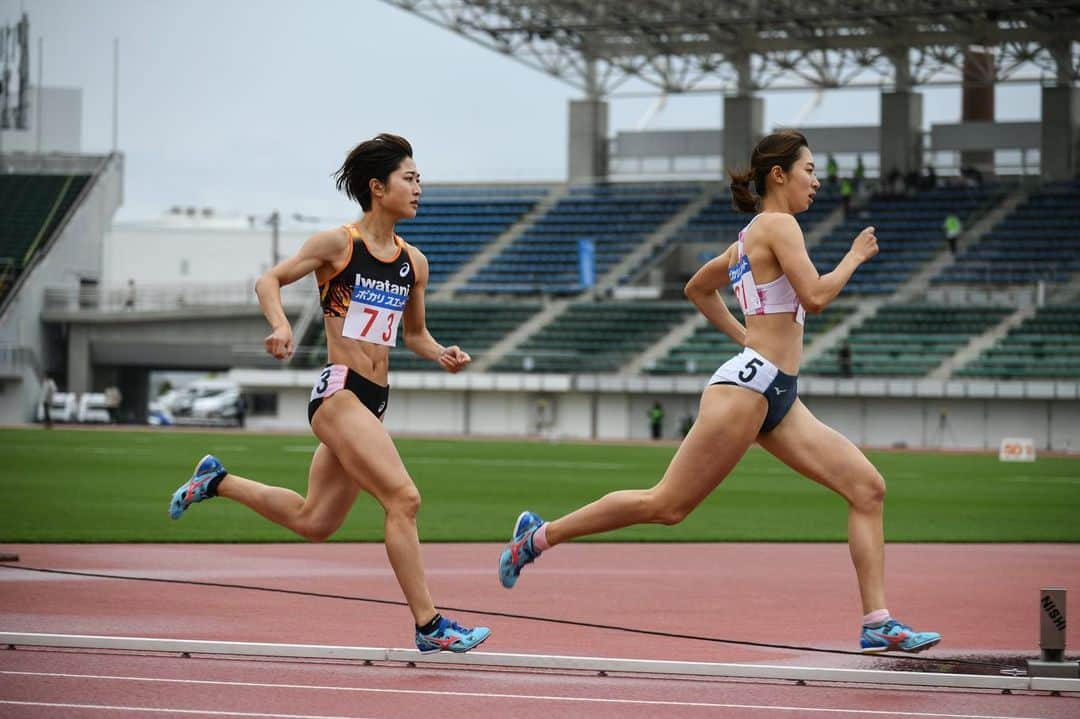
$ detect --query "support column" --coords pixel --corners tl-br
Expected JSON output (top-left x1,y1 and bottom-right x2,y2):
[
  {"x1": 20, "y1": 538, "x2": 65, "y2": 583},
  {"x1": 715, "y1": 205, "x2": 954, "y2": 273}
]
[
  {"x1": 880, "y1": 91, "x2": 923, "y2": 177},
  {"x1": 723, "y1": 95, "x2": 763, "y2": 172},
  {"x1": 880, "y1": 47, "x2": 923, "y2": 177},
  {"x1": 962, "y1": 48, "x2": 995, "y2": 174},
  {"x1": 722, "y1": 51, "x2": 763, "y2": 172},
  {"x1": 66, "y1": 325, "x2": 91, "y2": 394},
  {"x1": 567, "y1": 98, "x2": 609, "y2": 183},
  {"x1": 1040, "y1": 85, "x2": 1080, "y2": 182}
]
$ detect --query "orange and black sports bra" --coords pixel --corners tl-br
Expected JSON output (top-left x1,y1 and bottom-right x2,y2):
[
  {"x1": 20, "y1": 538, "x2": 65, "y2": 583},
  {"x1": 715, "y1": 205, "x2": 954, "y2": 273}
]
[{"x1": 319, "y1": 225, "x2": 415, "y2": 319}]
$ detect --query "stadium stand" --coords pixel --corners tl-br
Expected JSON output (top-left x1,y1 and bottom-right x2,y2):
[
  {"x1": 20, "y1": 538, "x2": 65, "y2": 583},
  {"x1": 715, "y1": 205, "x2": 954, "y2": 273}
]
[
  {"x1": 811, "y1": 184, "x2": 1004, "y2": 295},
  {"x1": 464, "y1": 183, "x2": 699, "y2": 295},
  {"x1": 394, "y1": 186, "x2": 548, "y2": 289},
  {"x1": 647, "y1": 304, "x2": 856, "y2": 375},
  {"x1": 956, "y1": 304, "x2": 1080, "y2": 379},
  {"x1": 804, "y1": 303, "x2": 1013, "y2": 377},
  {"x1": 491, "y1": 300, "x2": 698, "y2": 373},
  {"x1": 932, "y1": 179, "x2": 1080, "y2": 285},
  {"x1": 0, "y1": 173, "x2": 91, "y2": 303}
]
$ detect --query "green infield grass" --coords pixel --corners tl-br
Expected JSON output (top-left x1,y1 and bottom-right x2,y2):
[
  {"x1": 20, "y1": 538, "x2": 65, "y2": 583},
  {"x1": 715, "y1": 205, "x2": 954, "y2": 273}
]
[{"x1": 1, "y1": 427, "x2": 1077, "y2": 542}]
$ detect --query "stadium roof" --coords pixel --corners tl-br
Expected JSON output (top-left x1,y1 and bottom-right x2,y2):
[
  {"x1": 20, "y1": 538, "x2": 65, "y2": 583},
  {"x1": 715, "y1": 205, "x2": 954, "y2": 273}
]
[{"x1": 382, "y1": 0, "x2": 1080, "y2": 94}]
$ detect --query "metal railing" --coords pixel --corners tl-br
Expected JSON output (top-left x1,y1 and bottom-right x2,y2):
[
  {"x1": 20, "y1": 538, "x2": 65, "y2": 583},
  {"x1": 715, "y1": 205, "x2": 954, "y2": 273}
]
[{"x1": 42, "y1": 276, "x2": 315, "y2": 313}]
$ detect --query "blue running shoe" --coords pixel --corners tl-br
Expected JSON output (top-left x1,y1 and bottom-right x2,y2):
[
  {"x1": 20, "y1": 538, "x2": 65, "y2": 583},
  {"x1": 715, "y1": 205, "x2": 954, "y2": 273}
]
[
  {"x1": 169, "y1": 454, "x2": 226, "y2": 520},
  {"x1": 415, "y1": 617, "x2": 491, "y2": 654},
  {"x1": 498, "y1": 510, "x2": 544, "y2": 589},
  {"x1": 860, "y1": 618, "x2": 942, "y2": 653}
]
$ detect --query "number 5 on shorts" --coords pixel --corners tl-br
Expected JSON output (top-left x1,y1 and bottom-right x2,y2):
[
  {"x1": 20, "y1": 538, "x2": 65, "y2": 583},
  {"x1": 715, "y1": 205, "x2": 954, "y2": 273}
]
[{"x1": 738, "y1": 358, "x2": 764, "y2": 383}]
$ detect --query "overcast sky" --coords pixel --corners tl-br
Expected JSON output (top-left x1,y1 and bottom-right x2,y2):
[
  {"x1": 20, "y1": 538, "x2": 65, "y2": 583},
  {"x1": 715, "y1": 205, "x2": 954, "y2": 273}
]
[{"x1": 6, "y1": 0, "x2": 1044, "y2": 222}]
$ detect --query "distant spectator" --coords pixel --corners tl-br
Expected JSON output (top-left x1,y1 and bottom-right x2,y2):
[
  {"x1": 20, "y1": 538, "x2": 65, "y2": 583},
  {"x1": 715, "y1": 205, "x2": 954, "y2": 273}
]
[
  {"x1": 885, "y1": 168, "x2": 903, "y2": 197},
  {"x1": 235, "y1": 395, "x2": 247, "y2": 428},
  {"x1": 920, "y1": 164, "x2": 937, "y2": 191},
  {"x1": 40, "y1": 375, "x2": 57, "y2": 429},
  {"x1": 840, "y1": 178, "x2": 853, "y2": 216},
  {"x1": 838, "y1": 340, "x2": 853, "y2": 378},
  {"x1": 123, "y1": 279, "x2": 136, "y2": 310},
  {"x1": 680, "y1": 414, "x2": 694, "y2": 438},
  {"x1": 104, "y1": 386, "x2": 122, "y2": 423},
  {"x1": 854, "y1": 155, "x2": 866, "y2": 190},
  {"x1": 648, "y1": 401, "x2": 665, "y2": 440},
  {"x1": 903, "y1": 169, "x2": 920, "y2": 197},
  {"x1": 826, "y1": 154, "x2": 838, "y2": 186},
  {"x1": 960, "y1": 164, "x2": 983, "y2": 188},
  {"x1": 942, "y1": 213, "x2": 962, "y2": 254}
]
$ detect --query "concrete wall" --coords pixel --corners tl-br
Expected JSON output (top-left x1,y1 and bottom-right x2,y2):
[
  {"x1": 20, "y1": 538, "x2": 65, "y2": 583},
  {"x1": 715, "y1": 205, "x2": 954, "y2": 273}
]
[
  {"x1": 0, "y1": 86, "x2": 82, "y2": 154},
  {"x1": 231, "y1": 370, "x2": 1080, "y2": 453},
  {"x1": 0, "y1": 153, "x2": 123, "y2": 423}
]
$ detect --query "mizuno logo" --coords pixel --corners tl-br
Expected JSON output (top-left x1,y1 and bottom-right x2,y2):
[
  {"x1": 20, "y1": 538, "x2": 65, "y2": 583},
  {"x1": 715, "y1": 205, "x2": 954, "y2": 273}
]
[{"x1": 774, "y1": 387, "x2": 788, "y2": 395}]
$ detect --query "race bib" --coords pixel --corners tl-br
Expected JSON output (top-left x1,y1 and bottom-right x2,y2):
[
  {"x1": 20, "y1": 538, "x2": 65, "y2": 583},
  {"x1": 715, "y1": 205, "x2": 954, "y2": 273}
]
[
  {"x1": 310, "y1": 364, "x2": 347, "y2": 402},
  {"x1": 341, "y1": 275, "x2": 408, "y2": 346},
  {"x1": 728, "y1": 255, "x2": 762, "y2": 314}
]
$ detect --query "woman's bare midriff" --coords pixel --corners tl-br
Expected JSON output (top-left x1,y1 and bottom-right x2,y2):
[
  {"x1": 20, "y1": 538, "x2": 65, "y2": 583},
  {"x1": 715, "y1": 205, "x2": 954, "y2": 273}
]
[
  {"x1": 743, "y1": 313, "x2": 804, "y2": 375},
  {"x1": 323, "y1": 316, "x2": 391, "y2": 385}
]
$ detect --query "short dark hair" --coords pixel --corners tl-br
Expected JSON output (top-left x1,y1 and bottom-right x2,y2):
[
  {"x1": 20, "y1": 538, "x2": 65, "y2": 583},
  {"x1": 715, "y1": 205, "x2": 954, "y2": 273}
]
[
  {"x1": 728, "y1": 130, "x2": 810, "y2": 213},
  {"x1": 333, "y1": 133, "x2": 414, "y2": 211}
]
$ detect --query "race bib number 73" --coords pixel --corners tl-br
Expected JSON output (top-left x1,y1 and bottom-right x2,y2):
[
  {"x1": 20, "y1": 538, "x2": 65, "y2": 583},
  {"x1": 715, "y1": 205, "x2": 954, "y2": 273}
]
[{"x1": 342, "y1": 277, "x2": 408, "y2": 347}]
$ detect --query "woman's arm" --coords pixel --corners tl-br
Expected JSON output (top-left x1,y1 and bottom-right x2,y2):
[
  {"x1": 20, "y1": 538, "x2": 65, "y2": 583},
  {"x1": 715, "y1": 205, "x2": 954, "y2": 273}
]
[
  {"x1": 684, "y1": 243, "x2": 748, "y2": 346},
  {"x1": 256, "y1": 227, "x2": 347, "y2": 359},
  {"x1": 400, "y1": 246, "x2": 471, "y2": 373},
  {"x1": 763, "y1": 213, "x2": 878, "y2": 313}
]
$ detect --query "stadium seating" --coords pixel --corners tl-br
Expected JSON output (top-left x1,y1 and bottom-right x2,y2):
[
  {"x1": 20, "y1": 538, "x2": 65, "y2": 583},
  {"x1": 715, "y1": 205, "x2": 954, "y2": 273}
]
[
  {"x1": 0, "y1": 173, "x2": 90, "y2": 302},
  {"x1": 956, "y1": 304, "x2": 1080, "y2": 379},
  {"x1": 464, "y1": 183, "x2": 699, "y2": 295},
  {"x1": 811, "y1": 184, "x2": 1002, "y2": 295},
  {"x1": 932, "y1": 180, "x2": 1080, "y2": 285},
  {"x1": 647, "y1": 304, "x2": 855, "y2": 375},
  {"x1": 395, "y1": 186, "x2": 548, "y2": 288},
  {"x1": 804, "y1": 304, "x2": 1013, "y2": 377},
  {"x1": 492, "y1": 300, "x2": 697, "y2": 373}
]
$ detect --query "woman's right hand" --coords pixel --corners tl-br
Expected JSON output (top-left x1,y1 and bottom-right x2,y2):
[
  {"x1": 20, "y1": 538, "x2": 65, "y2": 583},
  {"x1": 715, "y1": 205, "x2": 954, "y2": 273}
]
[
  {"x1": 850, "y1": 226, "x2": 879, "y2": 264},
  {"x1": 264, "y1": 323, "x2": 294, "y2": 360}
]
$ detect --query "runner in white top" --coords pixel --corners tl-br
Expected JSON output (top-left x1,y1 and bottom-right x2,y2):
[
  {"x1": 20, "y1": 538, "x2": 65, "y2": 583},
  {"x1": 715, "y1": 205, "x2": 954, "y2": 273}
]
[{"x1": 499, "y1": 130, "x2": 941, "y2": 654}]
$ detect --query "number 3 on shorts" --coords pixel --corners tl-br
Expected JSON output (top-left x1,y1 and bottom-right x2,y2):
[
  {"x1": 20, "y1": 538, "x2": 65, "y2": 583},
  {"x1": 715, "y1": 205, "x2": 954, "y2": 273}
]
[{"x1": 738, "y1": 358, "x2": 764, "y2": 383}]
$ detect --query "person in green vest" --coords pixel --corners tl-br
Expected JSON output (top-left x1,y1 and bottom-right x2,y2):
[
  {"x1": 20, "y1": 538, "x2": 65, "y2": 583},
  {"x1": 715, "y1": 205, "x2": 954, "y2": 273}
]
[
  {"x1": 826, "y1": 154, "x2": 838, "y2": 186},
  {"x1": 854, "y1": 154, "x2": 866, "y2": 190},
  {"x1": 648, "y1": 401, "x2": 665, "y2": 439},
  {"x1": 943, "y1": 213, "x2": 962, "y2": 254},
  {"x1": 840, "y1": 177, "x2": 853, "y2": 217}
]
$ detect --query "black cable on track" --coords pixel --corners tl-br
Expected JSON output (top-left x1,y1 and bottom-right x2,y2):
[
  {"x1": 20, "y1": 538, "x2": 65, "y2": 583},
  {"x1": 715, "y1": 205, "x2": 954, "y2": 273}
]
[{"x1": 0, "y1": 564, "x2": 1022, "y2": 673}]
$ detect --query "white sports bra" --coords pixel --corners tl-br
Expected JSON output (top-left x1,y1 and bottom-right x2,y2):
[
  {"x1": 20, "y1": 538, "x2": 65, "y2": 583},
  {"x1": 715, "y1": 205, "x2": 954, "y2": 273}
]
[{"x1": 727, "y1": 214, "x2": 806, "y2": 325}]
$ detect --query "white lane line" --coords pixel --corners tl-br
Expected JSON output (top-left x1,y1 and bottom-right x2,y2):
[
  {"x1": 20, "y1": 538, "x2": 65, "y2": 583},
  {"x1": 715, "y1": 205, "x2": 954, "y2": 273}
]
[
  {"x1": 0, "y1": 671, "x2": 1052, "y2": 719},
  {"x1": 0, "y1": 702, "x2": 376, "y2": 719}
]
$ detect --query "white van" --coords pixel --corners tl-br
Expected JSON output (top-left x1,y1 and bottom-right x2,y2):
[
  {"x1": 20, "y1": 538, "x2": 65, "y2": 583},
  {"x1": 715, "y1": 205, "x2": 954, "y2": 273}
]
[{"x1": 77, "y1": 393, "x2": 112, "y2": 423}]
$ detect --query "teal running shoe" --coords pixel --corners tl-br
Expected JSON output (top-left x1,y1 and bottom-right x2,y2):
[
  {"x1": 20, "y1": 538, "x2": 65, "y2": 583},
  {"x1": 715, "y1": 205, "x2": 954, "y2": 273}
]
[
  {"x1": 860, "y1": 618, "x2": 942, "y2": 653},
  {"x1": 169, "y1": 454, "x2": 226, "y2": 520},
  {"x1": 415, "y1": 617, "x2": 491, "y2": 654},
  {"x1": 498, "y1": 511, "x2": 544, "y2": 589}
]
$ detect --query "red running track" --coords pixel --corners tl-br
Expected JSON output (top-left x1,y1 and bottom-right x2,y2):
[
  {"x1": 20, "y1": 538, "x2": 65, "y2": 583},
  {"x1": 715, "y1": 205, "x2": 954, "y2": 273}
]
[{"x1": 0, "y1": 542, "x2": 1077, "y2": 718}]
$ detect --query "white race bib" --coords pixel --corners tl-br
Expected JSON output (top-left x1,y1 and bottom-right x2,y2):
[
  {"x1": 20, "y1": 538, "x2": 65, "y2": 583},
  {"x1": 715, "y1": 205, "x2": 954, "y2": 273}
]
[
  {"x1": 341, "y1": 275, "x2": 408, "y2": 347},
  {"x1": 728, "y1": 255, "x2": 762, "y2": 314}
]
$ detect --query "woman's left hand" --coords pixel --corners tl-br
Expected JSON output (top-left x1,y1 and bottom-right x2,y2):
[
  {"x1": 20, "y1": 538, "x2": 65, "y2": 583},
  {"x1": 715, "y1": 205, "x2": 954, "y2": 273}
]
[{"x1": 438, "y1": 346, "x2": 471, "y2": 373}]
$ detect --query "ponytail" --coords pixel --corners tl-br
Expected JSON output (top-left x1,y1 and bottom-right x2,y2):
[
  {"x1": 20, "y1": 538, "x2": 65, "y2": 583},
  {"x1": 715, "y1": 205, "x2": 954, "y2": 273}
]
[{"x1": 728, "y1": 168, "x2": 759, "y2": 213}]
